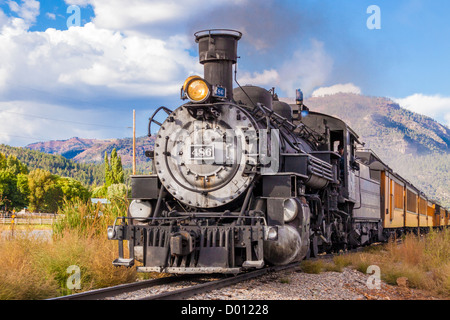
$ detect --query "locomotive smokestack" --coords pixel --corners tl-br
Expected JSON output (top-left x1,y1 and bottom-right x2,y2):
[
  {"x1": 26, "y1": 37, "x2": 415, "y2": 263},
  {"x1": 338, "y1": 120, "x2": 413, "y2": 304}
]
[{"x1": 195, "y1": 29, "x2": 242, "y2": 101}]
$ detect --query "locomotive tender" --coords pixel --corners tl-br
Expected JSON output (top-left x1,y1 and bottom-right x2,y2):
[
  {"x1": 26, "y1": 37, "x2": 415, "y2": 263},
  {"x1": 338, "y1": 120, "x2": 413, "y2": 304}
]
[{"x1": 107, "y1": 29, "x2": 449, "y2": 274}]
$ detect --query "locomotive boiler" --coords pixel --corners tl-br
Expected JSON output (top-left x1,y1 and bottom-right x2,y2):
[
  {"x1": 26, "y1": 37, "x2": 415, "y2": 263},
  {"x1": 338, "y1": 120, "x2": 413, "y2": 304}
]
[{"x1": 107, "y1": 29, "x2": 448, "y2": 274}]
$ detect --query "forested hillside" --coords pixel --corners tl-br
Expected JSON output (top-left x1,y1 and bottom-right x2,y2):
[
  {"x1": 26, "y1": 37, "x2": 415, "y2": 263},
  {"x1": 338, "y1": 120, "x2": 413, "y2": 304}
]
[{"x1": 0, "y1": 144, "x2": 105, "y2": 187}]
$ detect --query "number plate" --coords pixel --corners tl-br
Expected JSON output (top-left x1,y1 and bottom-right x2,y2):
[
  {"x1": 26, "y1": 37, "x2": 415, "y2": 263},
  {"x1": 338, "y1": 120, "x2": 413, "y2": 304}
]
[
  {"x1": 190, "y1": 145, "x2": 215, "y2": 160},
  {"x1": 213, "y1": 85, "x2": 226, "y2": 98}
]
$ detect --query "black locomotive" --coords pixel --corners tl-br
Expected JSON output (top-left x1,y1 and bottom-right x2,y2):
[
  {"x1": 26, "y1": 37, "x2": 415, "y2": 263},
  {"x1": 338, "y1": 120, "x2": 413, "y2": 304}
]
[{"x1": 107, "y1": 29, "x2": 447, "y2": 274}]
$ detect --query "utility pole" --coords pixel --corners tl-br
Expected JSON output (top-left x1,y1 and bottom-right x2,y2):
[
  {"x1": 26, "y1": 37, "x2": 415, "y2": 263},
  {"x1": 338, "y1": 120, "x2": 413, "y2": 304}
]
[{"x1": 133, "y1": 109, "x2": 136, "y2": 175}]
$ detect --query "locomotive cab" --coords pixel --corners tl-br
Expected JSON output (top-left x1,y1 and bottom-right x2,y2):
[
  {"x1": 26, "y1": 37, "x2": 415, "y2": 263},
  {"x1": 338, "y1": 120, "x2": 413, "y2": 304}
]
[{"x1": 298, "y1": 111, "x2": 361, "y2": 200}]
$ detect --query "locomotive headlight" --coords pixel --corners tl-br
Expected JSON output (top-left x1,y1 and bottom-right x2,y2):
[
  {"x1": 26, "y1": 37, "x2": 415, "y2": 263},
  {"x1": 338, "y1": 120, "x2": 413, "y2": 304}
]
[
  {"x1": 184, "y1": 76, "x2": 210, "y2": 103},
  {"x1": 128, "y1": 200, "x2": 153, "y2": 221},
  {"x1": 283, "y1": 198, "x2": 299, "y2": 223}
]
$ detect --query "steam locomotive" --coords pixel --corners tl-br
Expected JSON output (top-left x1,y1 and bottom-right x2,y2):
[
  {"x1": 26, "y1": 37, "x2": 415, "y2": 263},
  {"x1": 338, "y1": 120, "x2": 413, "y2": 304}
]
[{"x1": 107, "y1": 29, "x2": 449, "y2": 274}]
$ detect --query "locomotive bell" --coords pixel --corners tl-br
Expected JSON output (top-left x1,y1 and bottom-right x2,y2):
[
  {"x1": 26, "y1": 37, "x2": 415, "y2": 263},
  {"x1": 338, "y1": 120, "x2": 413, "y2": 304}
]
[{"x1": 195, "y1": 29, "x2": 242, "y2": 101}]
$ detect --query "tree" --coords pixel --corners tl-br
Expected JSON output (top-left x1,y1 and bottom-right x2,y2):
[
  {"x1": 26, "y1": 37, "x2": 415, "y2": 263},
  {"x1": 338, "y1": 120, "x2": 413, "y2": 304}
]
[
  {"x1": 0, "y1": 170, "x2": 16, "y2": 210},
  {"x1": 0, "y1": 154, "x2": 29, "y2": 210},
  {"x1": 104, "y1": 148, "x2": 124, "y2": 186},
  {"x1": 110, "y1": 149, "x2": 124, "y2": 184},
  {"x1": 91, "y1": 185, "x2": 107, "y2": 198},
  {"x1": 27, "y1": 169, "x2": 61, "y2": 213},
  {"x1": 0, "y1": 153, "x2": 6, "y2": 169},
  {"x1": 104, "y1": 151, "x2": 112, "y2": 187},
  {"x1": 5, "y1": 155, "x2": 28, "y2": 175},
  {"x1": 107, "y1": 183, "x2": 129, "y2": 200},
  {"x1": 57, "y1": 177, "x2": 90, "y2": 203}
]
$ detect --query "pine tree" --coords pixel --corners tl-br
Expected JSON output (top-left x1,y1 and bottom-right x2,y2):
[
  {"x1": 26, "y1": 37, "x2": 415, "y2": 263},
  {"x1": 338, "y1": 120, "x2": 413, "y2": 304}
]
[
  {"x1": 104, "y1": 148, "x2": 124, "y2": 186},
  {"x1": 110, "y1": 149, "x2": 124, "y2": 184},
  {"x1": 104, "y1": 151, "x2": 112, "y2": 187}
]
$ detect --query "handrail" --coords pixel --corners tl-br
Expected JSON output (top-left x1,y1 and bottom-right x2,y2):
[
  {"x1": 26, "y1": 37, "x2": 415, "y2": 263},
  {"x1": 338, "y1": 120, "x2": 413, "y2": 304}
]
[{"x1": 147, "y1": 106, "x2": 173, "y2": 137}]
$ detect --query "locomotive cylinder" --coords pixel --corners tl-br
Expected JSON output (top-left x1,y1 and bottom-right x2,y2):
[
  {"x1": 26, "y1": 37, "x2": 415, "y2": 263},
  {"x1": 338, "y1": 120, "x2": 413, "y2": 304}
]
[{"x1": 195, "y1": 29, "x2": 242, "y2": 101}]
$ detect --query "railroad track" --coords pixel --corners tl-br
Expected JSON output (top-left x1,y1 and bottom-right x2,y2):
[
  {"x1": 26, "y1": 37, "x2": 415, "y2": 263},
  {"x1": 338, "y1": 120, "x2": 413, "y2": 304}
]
[
  {"x1": 48, "y1": 263, "x2": 302, "y2": 301},
  {"x1": 139, "y1": 263, "x2": 301, "y2": 300},
  {"x1": 48, "y1": 241, "x2": 396, "y2": 301},
  {"x1": 47, "y1": 274, "x2": 196, "y2": 300}
]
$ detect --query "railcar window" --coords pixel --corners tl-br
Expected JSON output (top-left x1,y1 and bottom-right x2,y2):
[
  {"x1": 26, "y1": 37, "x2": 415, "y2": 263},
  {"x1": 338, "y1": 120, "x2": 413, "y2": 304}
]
[
  {"x1": 394, "y1": 182, "x2": 404, "y2": 209},
  {"x1": 407, "y1": 190, "x2": 417, "y2": 213},
  {"x1": 369, "y1": 169, "x2": 381, "y2": 182},
  {"x1": 419, "y1": 198, "x2": 427, "y2": 215}
]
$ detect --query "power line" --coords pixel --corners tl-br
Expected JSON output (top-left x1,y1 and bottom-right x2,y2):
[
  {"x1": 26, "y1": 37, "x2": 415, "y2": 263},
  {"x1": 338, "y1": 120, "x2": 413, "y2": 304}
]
[
  {"x1": 0, "y1": 132, "x2": 49, "y2": 142},
  {"x1": 1, "y1": 80, "x2": 144, "y2": 129},
  {"x1": 0, "y1": 108, "x2": 129, "y2": 129}
]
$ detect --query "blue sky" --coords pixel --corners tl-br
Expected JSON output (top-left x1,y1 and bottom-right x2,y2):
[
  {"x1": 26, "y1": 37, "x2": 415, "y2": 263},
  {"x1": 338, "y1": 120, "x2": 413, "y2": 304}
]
[{"x1": 0, "y1": 0, "x2": 449, "y2": 146}]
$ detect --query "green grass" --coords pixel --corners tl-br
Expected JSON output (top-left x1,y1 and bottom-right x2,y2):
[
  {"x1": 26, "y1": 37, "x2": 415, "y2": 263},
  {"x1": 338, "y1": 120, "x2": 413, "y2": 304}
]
[{"x1": 300, "y1": 256, "x2": 352, "y2": 274}]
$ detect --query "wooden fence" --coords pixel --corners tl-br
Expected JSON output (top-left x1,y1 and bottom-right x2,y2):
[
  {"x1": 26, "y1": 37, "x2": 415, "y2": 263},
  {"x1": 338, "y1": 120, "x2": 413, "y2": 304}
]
[{"x1": 0, "y1": 214, "x2": 58, "y2": 225}]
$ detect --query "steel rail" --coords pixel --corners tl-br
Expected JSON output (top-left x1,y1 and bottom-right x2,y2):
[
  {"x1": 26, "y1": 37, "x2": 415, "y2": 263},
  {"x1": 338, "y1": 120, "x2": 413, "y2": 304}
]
[
  {"x1": 137, "y1": 241, "x2": 396, "y2": 300},
  {"x1": 138, "y1": 263, "x2": 301, "y2": 300},
  {"x1": 47, "y1": 274, "x2": 197, "y2": 300}
]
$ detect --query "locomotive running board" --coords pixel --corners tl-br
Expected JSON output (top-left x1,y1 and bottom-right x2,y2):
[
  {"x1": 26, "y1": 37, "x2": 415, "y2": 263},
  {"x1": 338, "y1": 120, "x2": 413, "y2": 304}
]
[{"x1": 137, "y1": 267, "x2": 241, "y2": 274}]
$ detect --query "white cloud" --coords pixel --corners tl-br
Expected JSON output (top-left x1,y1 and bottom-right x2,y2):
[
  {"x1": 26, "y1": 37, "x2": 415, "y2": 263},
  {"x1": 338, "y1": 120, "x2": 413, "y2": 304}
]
[
  {"x1": 7, "y1": 0, "x2": 39, "y2": 27},
  {"x1": 0, "y1": 20, "x2": 201, "y2": 100},
  {"x1": 0, "y1": 1, "x2": 334, "y2": 102},
  {"x1": 312, "y1": 83, "x2": 362, "y2": 97},
  {"x1": 64, "y1": 0, "x2": 239, "y2": 35},
  {"x1": 236, "y1": 39, "x2": 334, "y2": 97},
  {"x1": 277, "y1": 39, "x2": 333, "y2": 97},
  {"x1": 393, "y1": 94, "x2": 450, "y2": 127},
  {"x1": 445, "y1": 113, "x2": 450, "y2": 127},
  {"x1": 45, "y1": 12, "x2": 56, "y2": 20},
  {"x1": 237, "y1": 69, "x2": 279, "y2": 87}
]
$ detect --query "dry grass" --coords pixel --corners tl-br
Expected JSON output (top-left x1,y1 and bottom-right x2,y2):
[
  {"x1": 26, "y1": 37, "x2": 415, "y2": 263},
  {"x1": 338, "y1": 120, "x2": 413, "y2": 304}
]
[
  {"x1": 0, "y1": 227, "x2": 58, "y2": 299},
  {"x1": 299, "y1": 229, "x2": 450, "y2": 298},
  {"x1": 0, "y1": 226, "x2": 137, "y2": 299},
  {"x1": 338, "y1": 229, "x2": 450, "y2": 298},
  {"x1": 0, "y1": 197, "x2": 142, "y2": 299}
]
